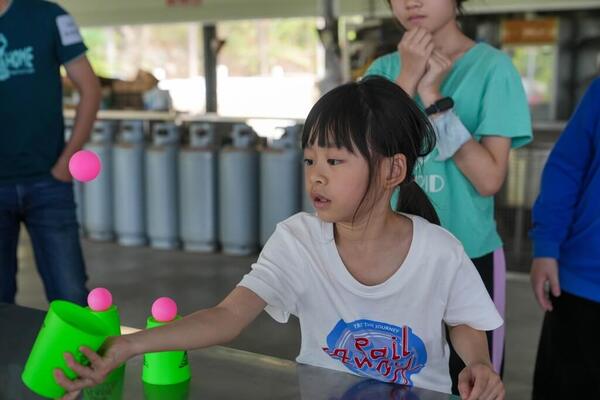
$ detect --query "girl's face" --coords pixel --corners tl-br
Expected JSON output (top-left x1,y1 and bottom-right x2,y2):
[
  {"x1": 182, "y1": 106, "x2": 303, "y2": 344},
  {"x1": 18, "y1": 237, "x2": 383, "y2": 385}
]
[
  {"x1": 389, "y1": 0, "x2": 457, "y2": 32},
  {"x1": 303, "y1": 144, "x2": 370, "y2": 223}
]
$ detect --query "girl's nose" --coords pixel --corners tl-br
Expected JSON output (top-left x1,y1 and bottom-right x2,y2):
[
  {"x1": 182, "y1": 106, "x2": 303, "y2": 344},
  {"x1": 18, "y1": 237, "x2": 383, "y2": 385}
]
[
  {"x1": 405, "y1": 0, "x2": 423, "y2": 10},
  {"x1": 309, "y1": 171, "x2": 327, "y2": 186}
]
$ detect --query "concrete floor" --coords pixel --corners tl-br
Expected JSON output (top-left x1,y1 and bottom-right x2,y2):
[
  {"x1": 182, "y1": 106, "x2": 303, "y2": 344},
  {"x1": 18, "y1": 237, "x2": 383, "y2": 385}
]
[{"x1": 14, "y1": 235, "x2": 544, "y2": 400}]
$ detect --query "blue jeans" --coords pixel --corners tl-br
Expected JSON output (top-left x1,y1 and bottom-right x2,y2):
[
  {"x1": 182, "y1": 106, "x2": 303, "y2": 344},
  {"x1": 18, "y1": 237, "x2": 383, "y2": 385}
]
[{"x1": 0, "y1": 176, "x2": 88, "y2": 305}]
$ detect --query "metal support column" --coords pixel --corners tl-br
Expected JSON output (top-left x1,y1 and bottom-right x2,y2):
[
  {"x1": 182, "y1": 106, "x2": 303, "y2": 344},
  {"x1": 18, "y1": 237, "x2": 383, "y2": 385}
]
[{"x1": 203, "y1": 24, "x2": 218, "y2": 113}]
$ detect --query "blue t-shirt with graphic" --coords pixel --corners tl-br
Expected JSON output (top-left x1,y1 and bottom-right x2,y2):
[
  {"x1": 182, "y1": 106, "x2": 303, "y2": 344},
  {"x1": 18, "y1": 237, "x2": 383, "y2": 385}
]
[{"x1": 0, "y1": 0, "x2": 87, "y2": 183}]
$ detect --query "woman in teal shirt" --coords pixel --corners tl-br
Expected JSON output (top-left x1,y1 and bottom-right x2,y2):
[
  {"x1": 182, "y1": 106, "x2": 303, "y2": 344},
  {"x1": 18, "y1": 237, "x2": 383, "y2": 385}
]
[{"x1": 367, "y1": 0, "x2": 532, "y2": 394}]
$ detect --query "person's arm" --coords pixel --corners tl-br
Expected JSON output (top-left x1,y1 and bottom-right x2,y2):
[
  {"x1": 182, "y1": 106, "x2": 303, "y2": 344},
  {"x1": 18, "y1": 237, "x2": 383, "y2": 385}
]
[
  {"x1": 420, "y1": 89, "x2": 511, "y2": 197},
  {"x1": 418, "y1": 51, "x2": 529, "y2": 197},
  {"x1": 55, "y1": 287, "x2": 266, "y2": 395},
  {"x1": 530, "y1": 80, "x2": 599, "y2": 310},
  {"x1": 451, "y1": 136, "x2": 511, "y2": 196},
  {"x1": 51, "y1": 56, "x2": 101, "y2": 182},
  {"x1": 448, "y1": 325, "x2": 504, "y2": 400},
  {"x1": 443, "y1": 251, "x2": 504, "y2": 399}
]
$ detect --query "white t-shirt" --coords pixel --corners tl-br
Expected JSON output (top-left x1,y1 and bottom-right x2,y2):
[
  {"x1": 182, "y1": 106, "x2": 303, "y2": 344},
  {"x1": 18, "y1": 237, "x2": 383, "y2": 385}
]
[{"x1": 238, "y1": 212, "x2": 503, "y2": 394}]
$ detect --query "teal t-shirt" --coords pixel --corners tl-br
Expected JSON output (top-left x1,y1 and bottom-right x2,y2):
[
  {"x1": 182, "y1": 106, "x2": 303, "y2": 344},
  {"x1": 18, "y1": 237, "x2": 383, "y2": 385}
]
[
  {"x1": 0, "y1": 0, "x2": 87, "y2": 183},
  {"x1": 366, "y1": 43, "x2": 532, "y2": 258}
]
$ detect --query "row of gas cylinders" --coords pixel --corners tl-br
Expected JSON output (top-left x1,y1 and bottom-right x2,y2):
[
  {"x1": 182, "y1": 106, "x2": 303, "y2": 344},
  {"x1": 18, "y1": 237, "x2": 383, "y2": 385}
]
[{"x1": 72, "y1": 120, "x2": 312, "y2": 255}]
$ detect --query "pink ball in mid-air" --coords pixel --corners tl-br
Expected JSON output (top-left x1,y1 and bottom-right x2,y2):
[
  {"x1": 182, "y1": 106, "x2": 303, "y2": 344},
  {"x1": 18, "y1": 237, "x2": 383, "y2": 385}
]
[
  {"x1": 68, "y1": 150, "x2": 101, "y2": 182},
  {"x1": 152, "y1": 297, "x2": 178, "y2": 323},
  {"x1": 88, "y1": 288, "x2": 113, "y2": 312}
]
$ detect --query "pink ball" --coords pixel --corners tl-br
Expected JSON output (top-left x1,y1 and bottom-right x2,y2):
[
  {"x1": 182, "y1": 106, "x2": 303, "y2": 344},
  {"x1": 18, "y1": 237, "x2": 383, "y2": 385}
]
[
  {"x1": 152, "y1": 297, "x2": 178, "y2": 323},
  {"x1": 88, "y1": 287, "x2": 113, "y2": 312},
  {"x1": 69, "y1": 150, "x2": 102, "y2": 182}
]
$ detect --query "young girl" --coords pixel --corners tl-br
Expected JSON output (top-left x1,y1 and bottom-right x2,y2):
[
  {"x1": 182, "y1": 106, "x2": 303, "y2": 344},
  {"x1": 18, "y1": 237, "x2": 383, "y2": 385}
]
[
  {"x1": 56, "y1": 77, "x2": 504, "y2": 399},
  {"x1": 366, "y1": 0, "x2": 532, "y2": 390}
]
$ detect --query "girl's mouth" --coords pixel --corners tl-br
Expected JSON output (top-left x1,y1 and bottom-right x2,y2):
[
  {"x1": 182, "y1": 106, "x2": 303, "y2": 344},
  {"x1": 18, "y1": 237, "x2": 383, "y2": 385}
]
[
  {"x1": 408, "y1": 15, "x2": 426, "y2": 23},
  {"x1": 312, "y1": 194, "x2": 331, "y2": 209}
]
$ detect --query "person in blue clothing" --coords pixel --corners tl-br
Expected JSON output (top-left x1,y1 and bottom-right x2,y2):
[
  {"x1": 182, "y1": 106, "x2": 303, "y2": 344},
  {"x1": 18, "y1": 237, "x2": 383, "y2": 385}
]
[
  {"x1": 365, "y1": 0, "x2": 532, "y2": 394},
  {"x1": 0, "y1": 0, "x2": 101, "y2": 305},
  {"x1": 529, "y1": 78, "x2": 600, "y2": 400}
]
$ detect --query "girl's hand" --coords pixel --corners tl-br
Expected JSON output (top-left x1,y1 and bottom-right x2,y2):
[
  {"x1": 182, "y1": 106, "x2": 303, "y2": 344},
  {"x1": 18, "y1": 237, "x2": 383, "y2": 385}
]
[
  {"x1": 55, "y1": 336, "x2": 135, "y2": 399},
  {"x1": 417, "y1": 50, "x2": 453, "y2": 107},
  {"x1": 395, "y1": 27, "x2": 435, "y2": 96},
  {"x1": 457, "y1": 362, "x2": 505, "y2": 400}
]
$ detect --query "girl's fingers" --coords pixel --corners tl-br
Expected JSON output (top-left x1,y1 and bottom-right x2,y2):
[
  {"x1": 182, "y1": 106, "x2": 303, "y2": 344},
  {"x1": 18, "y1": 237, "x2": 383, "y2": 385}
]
[
  {"x1": 457, "y1": 370, "x2": 472, "y2": 399},
  {"x1": 410, "y1": 27, "x2": 428, "y2": 45},
  {"x1": 63, "y1": 353, "x2": 94, "y2": 379},
  {"x1": 433, "y1": 50, "x2": 452, "y2": 64},
  {"x1": 466, "y1": 375, "x2": 487, "y2": 400},
  {"x1": 487, "y1": 380, "x2": 505, "y2": 400},
  {"x1": 402, "y1": 29, "x2": 415, "y2": 43},
  {"x1": 53, "y1": 369, "x2": 91, "y2": 392},
  {"x1": 432, "y1": 52, "x2": 449, "y2": 69},
  {"x1": 480, "y1": 377, "x2": 500, "y2": 399},
  {"x1": 424, "y1": 42, "x2": 435, "y2": 58},
  {"x1": 60, "y1": 389, "x2": 82, "y2": 400},
  {"x1": 416, "y1": 31, "x2": 433, "y2": 49},
  {"x1": 79, "y1": 346, "x2": 104, "y2": 365}
]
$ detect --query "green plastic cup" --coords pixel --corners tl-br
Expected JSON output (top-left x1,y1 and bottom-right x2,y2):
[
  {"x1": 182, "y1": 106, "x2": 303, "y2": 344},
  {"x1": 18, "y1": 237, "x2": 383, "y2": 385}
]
[
  {"x1": 88, "y1": 305, "x2": 121, "y2": 336},
  {"x1": 143, "y1": 380, "x2": 190, "y2": 400},
  {"x1": 141, "y1": 316, "x2": 191, "y2": 385},
  {"x1": 84, "y1": 305, "x2": 126, "y2": 400},
  {"x1": 83, "y1": 363, "x2": 125, "y2": 400},
  {"x1": 21, "y1": 300, "x2": 112, "y2": 399}
]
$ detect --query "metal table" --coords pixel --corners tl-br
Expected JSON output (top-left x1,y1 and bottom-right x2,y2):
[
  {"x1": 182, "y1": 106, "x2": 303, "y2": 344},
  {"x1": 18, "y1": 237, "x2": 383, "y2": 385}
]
[{"x1": 0, "y1": 304, "x2": 458, "y2": 399}]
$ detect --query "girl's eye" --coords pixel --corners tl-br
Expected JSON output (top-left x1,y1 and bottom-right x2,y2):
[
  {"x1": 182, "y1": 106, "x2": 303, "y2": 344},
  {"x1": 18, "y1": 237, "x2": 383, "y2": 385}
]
[
  {"x1": 327, "y1": 159, "x2": 342, "y2": 166},
  {"x1": 303, "y1": 159, "x2": 313, "y2": 166}
]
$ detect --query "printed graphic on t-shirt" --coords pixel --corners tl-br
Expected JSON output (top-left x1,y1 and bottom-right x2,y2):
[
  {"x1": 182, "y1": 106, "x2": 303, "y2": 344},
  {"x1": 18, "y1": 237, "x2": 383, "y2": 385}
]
[
  {"x1": 0, "y1": 34, "x2": 35, "y2": 81},
  {"x1": 416, "y1": 152, "x2": 446, "y2": 194},
  {"x1": 56, "y1": 14, "x2": 83, "y2": 46},
  {"x1": 323, "y1": 319, "x2": 427, "y2": 386}
]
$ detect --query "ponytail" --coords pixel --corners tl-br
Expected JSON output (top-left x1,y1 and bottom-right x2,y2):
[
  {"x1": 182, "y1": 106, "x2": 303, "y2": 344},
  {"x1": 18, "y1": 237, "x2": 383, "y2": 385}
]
[{"x1": 395, "y1": 181, "x2": 440, "y2": 225}]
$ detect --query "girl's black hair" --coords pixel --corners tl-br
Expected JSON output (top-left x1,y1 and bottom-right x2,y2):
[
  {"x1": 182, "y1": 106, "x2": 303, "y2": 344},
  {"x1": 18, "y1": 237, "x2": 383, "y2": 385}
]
[{"x1": 301, "y1": 76, "x2": 440, "y2": 225}]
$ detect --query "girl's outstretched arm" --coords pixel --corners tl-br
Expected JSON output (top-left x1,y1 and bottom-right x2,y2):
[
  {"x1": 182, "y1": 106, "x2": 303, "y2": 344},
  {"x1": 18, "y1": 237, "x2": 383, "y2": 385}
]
[
  {"x1": 55, "y1": 287, "x2": 266, "y2": 397},
  {"x1": 448, "y1": 324, "x2": 505, "y2": 400},
  {"x1": 128, "y1": 287, "x2": 266, "y2": 354}
]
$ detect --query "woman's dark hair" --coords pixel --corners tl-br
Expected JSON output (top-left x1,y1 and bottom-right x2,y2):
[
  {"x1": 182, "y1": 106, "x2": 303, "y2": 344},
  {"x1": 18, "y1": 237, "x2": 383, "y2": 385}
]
[{"x1": 301, "y1": 76, "x2": 440, "y2": 225}]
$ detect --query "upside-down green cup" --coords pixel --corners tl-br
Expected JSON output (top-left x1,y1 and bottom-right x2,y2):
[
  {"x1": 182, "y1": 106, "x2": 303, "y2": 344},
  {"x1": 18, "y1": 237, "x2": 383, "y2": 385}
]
[
  {"x1": 82, "y1": 364, "x2": 125, "y2": 400},
  {"x1": 88, "y1": 305, "x2": 121, "y2": 337},
  {"x1": 21, "y1": 300, "x2": 112, "y2": 399},
  {"x1": 143, "y1": 380, "x2": 190, "y2": 400},
  {"x1": 142, "y1": 316, "x2": 191, "y2": 385},
  {"x1": 83, "y1": 304, "x2": 126, "y2": 400}
]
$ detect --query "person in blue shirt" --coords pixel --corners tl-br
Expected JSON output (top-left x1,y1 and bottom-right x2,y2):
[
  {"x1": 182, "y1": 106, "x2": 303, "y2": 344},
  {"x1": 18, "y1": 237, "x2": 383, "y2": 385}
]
[
  {"x1": 530, "y1": 78, "x2": 600, "y2": 399},
  {"x1": 0, "y1": 0, "x2": 101, "y2": 305}
]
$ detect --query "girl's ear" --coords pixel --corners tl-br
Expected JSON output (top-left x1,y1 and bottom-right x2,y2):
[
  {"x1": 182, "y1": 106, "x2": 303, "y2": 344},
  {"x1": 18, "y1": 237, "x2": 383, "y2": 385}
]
[{"x1": 383, "y1": 153, "x2": 408, "y2": 189}]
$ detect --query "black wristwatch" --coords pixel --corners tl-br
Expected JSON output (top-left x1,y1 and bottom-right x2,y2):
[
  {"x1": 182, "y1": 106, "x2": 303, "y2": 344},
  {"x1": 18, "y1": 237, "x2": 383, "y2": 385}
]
[{"x1": 425, "y1": 97, "x2": 454, "y2": 116}]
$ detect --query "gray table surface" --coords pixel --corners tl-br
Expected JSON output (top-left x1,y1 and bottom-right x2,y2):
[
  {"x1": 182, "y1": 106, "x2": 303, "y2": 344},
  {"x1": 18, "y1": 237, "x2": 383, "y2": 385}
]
[{"x1": 0, "y1": 303, "x2": 459, "y2": 400}]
